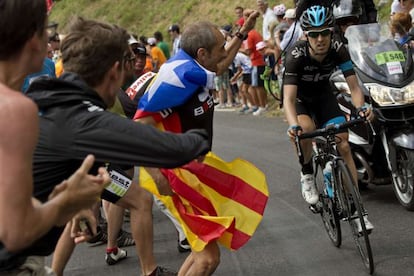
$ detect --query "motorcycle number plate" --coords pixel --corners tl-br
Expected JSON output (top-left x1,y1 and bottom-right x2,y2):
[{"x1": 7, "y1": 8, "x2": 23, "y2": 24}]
[{"x1": 375, "y1": 51, "x2": 405, "y2": 65}]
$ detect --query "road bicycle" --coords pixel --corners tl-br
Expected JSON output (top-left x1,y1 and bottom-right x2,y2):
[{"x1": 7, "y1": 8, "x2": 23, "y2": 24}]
[{"x1": 294, "y1": 118, "x2": 374, "y2": 274}]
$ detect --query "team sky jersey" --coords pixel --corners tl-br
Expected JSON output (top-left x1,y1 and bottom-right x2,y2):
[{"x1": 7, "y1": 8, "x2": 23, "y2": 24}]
[
  {"x1": 1, "y1": 72, "x2": 209, "y2": 263},
  {"x1": 283, "y1": 35, "x2": 355, "y2": 101}
]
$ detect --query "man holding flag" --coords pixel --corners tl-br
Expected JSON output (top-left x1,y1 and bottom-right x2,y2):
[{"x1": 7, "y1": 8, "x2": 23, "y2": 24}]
[{"x1": 134, "y1": 9, "x2": 269, "y2": 276}]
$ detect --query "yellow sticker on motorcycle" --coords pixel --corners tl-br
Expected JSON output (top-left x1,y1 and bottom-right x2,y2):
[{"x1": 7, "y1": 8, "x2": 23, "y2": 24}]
[{"x1": 375, "y1": 51, "x2": 405, "y2": 65}]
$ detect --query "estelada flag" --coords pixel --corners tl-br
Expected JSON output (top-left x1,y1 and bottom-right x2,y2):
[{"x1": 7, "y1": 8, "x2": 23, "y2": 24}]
[
  {"x1": 136, "y1": 49, "x2": 215, "y2": 113},
  {"x1": 139, "y1": 153, "x2": 269, "y2": 252}
]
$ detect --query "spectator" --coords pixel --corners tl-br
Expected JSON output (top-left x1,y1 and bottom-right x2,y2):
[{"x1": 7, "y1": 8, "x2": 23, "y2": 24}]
[
  {"x1": 272, "y1": 4, "x2": 289, "y2": 42},
  {"x1": 235, "y1": 6, "x2": 245, "y2": 30},
  {"x1": 242, "y1": 10, "x2": 267, "y2": 115},
  {"x1": 390, "y1": 12, "x2": 413, "y2": 45},
  {"x1": 168, "y1": 24, "x2": 181, "y2": 57},
  {"x1": 0, "y1": 1, "x2": 109, "y2": 273},
  {"x1": 256, "y1": 0, "x2": 278, "y2": 41},
  {"x1": 215, "y1": 26, "x2": 235, "y2": 108},
  {"x1": 276, "y1": 9, "x2": 303, "y2": 52},
  {"x1": 154, "y1": 31, "x2": 170, "y2": 59},
  {"x1": 231, "y1": 48, "x2": 254, "y2": 113},
  {"x1": 22, "y1": 43, "x2": 57, "y2": 93},
  {"x1": 134, "y1": 35, "x2": 154, "y2": 74},
  {"x1": 134, "y1": 11, "x2": 264, "y2": 276},
  {"x1": 391, "y1": 0, "x2": 414, "y2": 17},
  {"x1": 147, "y1": 37, "x2": 167, "y2": 72}
]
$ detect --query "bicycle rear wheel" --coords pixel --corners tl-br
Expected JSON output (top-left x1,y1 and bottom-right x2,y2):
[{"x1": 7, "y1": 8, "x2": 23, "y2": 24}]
[
  {"x1": 314, "y1": 161, "x2": 341, "y2": 247},
  {"x1": 335, "y1": 159, "x2": 374, "y2": 274}
]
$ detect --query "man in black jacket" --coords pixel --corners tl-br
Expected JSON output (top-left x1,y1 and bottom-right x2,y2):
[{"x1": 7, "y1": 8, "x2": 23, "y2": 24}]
[{"x1": 25, "y1": 17, "x2": 209, "y2": 276}]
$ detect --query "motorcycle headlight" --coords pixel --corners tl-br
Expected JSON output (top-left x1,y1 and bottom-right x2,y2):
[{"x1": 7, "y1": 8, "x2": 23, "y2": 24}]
[{"x1": 366, "y1": 83, "x2": 414, "y2": 106}]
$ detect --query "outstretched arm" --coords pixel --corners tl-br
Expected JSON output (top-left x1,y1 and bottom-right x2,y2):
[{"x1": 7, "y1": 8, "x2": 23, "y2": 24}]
[
  {"x1": 72, "y1": 112, "x2": 210, "y2": 168},
  {"x1": 217, "y1": 10, "x2": 260, "y2": 75}
]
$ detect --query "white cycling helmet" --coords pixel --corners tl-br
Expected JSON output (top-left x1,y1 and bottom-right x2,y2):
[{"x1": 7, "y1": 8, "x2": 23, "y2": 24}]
[{"x1": 273, "y1": 4, "x2": 286, "y2": 16}]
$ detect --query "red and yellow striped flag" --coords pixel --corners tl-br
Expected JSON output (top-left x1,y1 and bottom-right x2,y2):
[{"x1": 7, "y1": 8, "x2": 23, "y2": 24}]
[{"x1": 140, "y1": 152, "x2": 268, "y2": 252}]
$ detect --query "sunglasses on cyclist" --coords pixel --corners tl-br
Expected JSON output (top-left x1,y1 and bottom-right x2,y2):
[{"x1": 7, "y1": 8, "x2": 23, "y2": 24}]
[{"x1": 305, "y1": 28, "x2": 333, "y2": 38}]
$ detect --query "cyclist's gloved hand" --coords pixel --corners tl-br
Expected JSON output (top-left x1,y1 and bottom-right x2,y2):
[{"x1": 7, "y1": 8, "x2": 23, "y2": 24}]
[
  {"x1": 287, "y1": 125, "x2": 303, "y2": 139},
  {"x1": 356, "y1": 103, "x2": 374, "y2": 122}
]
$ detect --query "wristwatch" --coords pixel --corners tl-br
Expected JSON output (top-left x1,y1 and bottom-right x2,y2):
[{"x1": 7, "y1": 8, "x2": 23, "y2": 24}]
[{"x1": 235, "y1": 31, "x2": 248, "y2": 41}]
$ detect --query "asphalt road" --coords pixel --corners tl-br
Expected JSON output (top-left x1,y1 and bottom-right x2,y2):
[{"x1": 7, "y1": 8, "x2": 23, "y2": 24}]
[{"x1": 52, "y1": 110, "x2": 414, "y2": 276}]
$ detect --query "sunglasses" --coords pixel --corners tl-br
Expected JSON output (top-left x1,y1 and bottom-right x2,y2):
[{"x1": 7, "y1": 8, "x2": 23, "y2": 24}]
[{"x1": 306, "y1": 28, "x2": 333, "y2": 38}]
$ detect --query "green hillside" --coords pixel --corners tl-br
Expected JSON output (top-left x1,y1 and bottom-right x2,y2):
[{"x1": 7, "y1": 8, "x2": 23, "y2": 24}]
[
  {"x1": 49, "y1": 0, "x2": 281, "y2": 38},
  {"x1": 50, "y1": 0, "x2": 391, "y2": 40}
]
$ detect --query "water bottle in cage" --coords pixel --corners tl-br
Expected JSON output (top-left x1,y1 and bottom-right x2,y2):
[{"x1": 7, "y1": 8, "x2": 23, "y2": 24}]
[{"x1": 323, "y1": 161, "x2": 333, "y2": 198}]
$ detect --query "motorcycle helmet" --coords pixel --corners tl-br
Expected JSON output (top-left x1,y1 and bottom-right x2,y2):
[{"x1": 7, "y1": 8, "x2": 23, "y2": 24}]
[
  {"x1": 300, "y1": 5, "x2": 334, "y2": 31},
  {"x1": 332, "y1": 0, "x2": 362, "y2": 20}
]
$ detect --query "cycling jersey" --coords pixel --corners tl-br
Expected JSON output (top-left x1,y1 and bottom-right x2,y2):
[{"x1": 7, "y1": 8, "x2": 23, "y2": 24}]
[
  {"x1": 0, "y1": 72, "x2": 210, "y2": 269},
  {"x1": 283, "y1": 35, "x2": 354, "y2": 126}
]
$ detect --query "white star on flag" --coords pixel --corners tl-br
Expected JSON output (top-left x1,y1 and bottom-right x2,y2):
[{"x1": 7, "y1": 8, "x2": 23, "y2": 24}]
[{"x1": 146, "y1": 59, "x2": 189, "y2": 101}]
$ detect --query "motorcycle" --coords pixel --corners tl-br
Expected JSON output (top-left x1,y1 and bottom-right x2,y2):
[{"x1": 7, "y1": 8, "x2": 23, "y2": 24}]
[{"x1": 331, "y1": 23, "x2": 414, "y2": 210}]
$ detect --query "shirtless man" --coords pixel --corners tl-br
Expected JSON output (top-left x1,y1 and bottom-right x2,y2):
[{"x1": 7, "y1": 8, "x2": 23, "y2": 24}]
[{"x1": 0, "y1": 0, "x2": 109, "y2": 273}]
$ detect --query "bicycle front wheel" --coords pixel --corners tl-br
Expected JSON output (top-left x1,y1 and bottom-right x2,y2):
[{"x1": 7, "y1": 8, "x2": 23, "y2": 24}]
[
  {"x1": 314, "y1": 161, "x2": 341, "y2": 247},
  {"x1": 335, "y1": 159, "x2": 374, "y2": 274}
]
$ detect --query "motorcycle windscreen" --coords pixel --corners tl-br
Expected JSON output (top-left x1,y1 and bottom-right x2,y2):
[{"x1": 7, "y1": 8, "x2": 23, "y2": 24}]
[{"x1": 345, "y1": 23, "x2": 413, "y2": 86}]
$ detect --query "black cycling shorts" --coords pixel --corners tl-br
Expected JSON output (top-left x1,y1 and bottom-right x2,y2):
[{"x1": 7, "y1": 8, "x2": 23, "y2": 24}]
[{"x1": 296, "y1": 90, "x2": 345, "y2": 129}]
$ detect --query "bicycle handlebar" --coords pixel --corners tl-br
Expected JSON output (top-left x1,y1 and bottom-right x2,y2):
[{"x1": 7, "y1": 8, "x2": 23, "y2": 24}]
[
  {"x1": 294, "y1": 117, "x2": 366, "y2": 165},
  {"x1": 298, "y1": 117, "x2": 366, "y2": 140}
]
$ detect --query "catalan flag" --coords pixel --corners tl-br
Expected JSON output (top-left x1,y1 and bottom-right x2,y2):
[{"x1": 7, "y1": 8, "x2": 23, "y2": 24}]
[
  {"x1": 133, "y1": 48, "x2": 268, "y2": 252},
  {"x1": 140, "y1": 153, "x2": 268, "y2": 252}
]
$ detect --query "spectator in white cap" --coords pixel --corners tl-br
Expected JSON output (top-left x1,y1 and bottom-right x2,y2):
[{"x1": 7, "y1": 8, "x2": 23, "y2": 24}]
[
  {"x1": 128, "y1": 35, "x2": 139, "y2": 46},
  {"x1": 147, "y1": 37, "x2": 166, "y2": 72},
  {"x1": 276, "y1": 8, "x2": 303, "y2": 52}
]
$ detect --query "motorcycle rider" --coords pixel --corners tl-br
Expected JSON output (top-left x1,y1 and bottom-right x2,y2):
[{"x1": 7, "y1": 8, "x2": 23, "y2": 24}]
[
  {"x1": 283, "y1": 5, "x2": 374, "y2": 232},
  {"x1": 333, "y1": 0, "x2": 363, "y2": 44}
]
